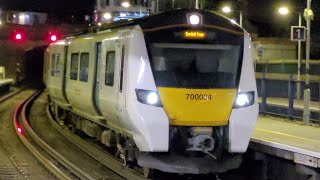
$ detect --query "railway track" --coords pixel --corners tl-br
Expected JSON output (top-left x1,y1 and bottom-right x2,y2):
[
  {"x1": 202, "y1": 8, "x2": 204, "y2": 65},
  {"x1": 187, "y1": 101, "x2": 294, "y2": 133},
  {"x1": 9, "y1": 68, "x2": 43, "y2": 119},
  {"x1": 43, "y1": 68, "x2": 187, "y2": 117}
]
[
  {"x1": 0, "y1": 89, "x2": 55, "y2": 179},
  {"x1": 0, "y1": 87, "x2": 24, "y2": 102},
  {"x1": 13, "y1": 90, "x2": 144, "y2": 180},
  {"x1": 14, "y1": 90, "x2": 87, "y2": 179}
]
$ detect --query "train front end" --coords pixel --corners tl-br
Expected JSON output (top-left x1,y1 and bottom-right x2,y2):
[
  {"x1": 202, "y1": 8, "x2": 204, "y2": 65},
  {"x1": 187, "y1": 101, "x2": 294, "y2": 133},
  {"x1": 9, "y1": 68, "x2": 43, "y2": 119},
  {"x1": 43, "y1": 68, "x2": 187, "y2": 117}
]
[{"x1": 128, "y1": 9, "x2": 258, "y2": 174}]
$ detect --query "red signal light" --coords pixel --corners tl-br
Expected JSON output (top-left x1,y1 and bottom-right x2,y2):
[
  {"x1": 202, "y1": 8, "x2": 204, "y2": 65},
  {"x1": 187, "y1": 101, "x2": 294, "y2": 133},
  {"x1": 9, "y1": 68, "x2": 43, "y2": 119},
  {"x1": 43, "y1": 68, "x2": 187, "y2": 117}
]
[
  {"x1": 11, "y1": 30, "x2": 26, "y2": 42},
  {"x1": 50, "y1": 35, "x2": 57, "y2": 42},
  {"x1": 15, "y1": 33, "x2": 22, "y2": 40},
  {"x1": 47, "y1": 32, "x2": 59, "y2": 43}
]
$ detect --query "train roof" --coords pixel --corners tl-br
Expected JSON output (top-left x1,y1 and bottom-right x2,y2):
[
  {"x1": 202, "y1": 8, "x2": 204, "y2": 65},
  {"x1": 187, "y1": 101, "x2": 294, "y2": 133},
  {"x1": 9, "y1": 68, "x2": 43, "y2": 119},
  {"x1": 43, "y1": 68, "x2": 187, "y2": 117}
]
[{"x1": 92, "y1": 9, "x2": 243, "y2": 34}]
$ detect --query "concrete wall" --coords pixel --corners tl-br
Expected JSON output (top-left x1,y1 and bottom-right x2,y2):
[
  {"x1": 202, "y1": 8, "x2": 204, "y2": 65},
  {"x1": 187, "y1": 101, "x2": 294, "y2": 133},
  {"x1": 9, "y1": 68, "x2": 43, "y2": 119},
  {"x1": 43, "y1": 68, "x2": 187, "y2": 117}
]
[{"x1": 253, "y1": 42, "x2": 297, "y2": 61}]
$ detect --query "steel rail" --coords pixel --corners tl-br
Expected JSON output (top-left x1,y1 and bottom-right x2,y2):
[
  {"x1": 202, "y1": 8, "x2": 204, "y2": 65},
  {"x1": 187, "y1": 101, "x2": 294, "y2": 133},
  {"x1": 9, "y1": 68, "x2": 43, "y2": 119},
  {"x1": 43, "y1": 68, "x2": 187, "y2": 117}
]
[
  {"x1": 21, "y1": 91, "x2": 96, "y2": 180},
  {"x1": 0, "y1": 88, "x2": 24, "y2": 102},
  {"x1": 14, "y1": 90, "x2": 96, "y2": 180},
  {"x1": 13, "y1": 90, "x2": 72, "y2": 180},
  {"x1": 46, "y1": 106, "x2": 148, "y2": 180}
]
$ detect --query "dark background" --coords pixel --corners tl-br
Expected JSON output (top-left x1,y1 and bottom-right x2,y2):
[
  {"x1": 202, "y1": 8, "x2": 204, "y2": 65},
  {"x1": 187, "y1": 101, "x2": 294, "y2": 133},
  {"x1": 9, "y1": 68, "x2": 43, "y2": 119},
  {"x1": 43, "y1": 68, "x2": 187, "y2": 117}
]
[{"x1": 0, "y1": 0, "x2": 319, "y2": 38}]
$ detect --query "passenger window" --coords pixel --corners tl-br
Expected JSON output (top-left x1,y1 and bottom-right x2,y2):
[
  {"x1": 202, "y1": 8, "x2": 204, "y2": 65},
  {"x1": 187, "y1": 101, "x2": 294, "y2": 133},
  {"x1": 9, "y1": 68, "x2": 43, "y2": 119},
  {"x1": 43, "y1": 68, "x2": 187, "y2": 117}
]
[
  {"x1": 70, "y1": 53, "x2": 79, "y2": 80},
  {"x1": 51, "y1": 54, "x2": 56, "y2": 76},
  {"x1": 79, "y1": 53, "x2": 89, "y2": 82},
  {"x1": 105, "y1": 51, "x2": 115, "y2": 86},
  {"x1": 55, "y1": 54, "x2": 61, "y2": 76}
]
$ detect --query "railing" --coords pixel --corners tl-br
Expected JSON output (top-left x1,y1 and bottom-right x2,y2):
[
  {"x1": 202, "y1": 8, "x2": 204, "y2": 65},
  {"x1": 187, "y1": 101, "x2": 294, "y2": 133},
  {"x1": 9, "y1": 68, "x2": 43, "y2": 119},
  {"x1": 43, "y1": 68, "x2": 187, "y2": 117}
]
[{"x1": 256, "y1": 59, "x2": 320, "y2": 124}]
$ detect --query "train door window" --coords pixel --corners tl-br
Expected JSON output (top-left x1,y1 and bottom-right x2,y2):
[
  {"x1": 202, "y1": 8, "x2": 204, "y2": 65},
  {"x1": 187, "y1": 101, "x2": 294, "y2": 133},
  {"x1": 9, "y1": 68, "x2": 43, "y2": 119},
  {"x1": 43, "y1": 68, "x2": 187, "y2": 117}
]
[
  {"x1": 51, "y1": 53, "x2": 61, "y2": 76},
  {"x1": 119, "y1": 46, "x2": 125, "y2": 92},
  {"x1": 55, "y1": 54, "x2": 61, "y2": 76},
  {"x1": 70, "y1": 53, "x2": 79, "y2": 80},
  {"x1": 105, "y1": 51, "x2": 115, "y2": 86},
  {"x1": 51, "y1": 54, "x2": 56, "y2": 76},
  {"x1": 79, "y1": 53, "x2": 89, "y2": 82}
]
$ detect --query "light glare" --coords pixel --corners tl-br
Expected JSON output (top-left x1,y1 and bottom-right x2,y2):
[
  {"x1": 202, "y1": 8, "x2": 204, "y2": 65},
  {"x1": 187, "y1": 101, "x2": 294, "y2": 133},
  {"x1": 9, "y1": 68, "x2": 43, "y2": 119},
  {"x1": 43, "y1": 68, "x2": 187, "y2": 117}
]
[
  {"x1": 278, "y1": 7, "x2": 289, "y2": 15},
  {"x1": 15, "y1": 33, "x2": 22, "y2": 40},
  {"x1": 103, "y1": 13, "x2": 112, "y2": 20},
  {"x1": 236, "y1": 94, "x2": 249, "y2": 106},
  {"x1": 122, "y1": 2, "x2": 130, "y2": 8},
  {"x1": 189, "y1": 15, "x2": 200, "y2": 25},
  {"x1": 51, "y1": 35, "x2": 57, "y2": 42},
  {"x1": 222, "y1": 6, "x2": 231, "y2": 13},
  {"x1": 17, "y1": 127, "x2": 22, "y2": 134},
  {"x1": 230, "y1": 19, "x2": 237, "y2": 24},
  {"x1": 147, "y1": 92, "x2": 158, "y2": 105}
]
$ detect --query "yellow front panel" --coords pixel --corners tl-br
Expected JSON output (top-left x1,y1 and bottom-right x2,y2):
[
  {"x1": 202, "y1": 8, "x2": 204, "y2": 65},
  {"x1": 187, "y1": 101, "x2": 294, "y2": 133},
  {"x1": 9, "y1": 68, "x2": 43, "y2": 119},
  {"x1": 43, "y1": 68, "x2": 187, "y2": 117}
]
[{"x1": 158, "y1": 88, "x2": 237, "y2": 126}]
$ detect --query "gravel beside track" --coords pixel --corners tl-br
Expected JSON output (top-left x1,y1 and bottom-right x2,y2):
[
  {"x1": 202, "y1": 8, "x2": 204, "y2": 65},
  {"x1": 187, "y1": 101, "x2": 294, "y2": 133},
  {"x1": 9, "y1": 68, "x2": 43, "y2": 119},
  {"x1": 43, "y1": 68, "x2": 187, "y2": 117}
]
[{"x1": 0, "y1": 89, "x2": 55, "y2": 179}]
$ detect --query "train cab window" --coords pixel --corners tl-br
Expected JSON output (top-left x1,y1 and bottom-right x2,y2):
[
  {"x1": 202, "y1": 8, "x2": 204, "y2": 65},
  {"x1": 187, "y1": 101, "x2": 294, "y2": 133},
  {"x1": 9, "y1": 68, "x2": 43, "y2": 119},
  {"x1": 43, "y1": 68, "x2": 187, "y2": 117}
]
[
  {"x1": 105, "y1": 51, "x2": 115, "y2": 86},
  {"x1": 70, "y1": 53, "x2": 79, "y2": 80},
  {"x1": 79, "y1": 53, "x2": 89, "y2": 82},
  {"x1": 150, "y1": 43, "x2": 241, "y2": 88}
]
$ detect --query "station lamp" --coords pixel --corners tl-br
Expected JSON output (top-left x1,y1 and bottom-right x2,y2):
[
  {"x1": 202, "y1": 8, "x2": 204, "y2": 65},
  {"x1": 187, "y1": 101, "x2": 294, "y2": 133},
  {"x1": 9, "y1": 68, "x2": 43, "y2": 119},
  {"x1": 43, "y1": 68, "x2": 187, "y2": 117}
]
[
  {"x1": 222, "y1": 6, "x2": 231, "y2": 13},
  {"x1": 122, "y1": 1, "x2": 130, "y2": 8},
  {"x1": 278, "y1": 7, "x2": 289, "y2": 15}
]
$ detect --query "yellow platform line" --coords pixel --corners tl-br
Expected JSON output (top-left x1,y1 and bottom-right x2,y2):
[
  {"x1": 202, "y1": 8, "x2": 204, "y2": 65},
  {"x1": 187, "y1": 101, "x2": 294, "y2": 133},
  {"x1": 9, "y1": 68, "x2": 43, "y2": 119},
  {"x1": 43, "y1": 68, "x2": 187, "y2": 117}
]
[{"x1": 254, "y1": 128, "x2": 320, "y2": 144}]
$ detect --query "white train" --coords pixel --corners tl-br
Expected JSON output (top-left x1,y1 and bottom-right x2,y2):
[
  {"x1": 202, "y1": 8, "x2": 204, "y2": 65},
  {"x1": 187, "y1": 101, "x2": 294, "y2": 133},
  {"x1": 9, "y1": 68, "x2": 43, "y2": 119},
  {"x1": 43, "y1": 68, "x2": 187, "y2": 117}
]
[{"x1": 43, "y1": 9, "x2": 258, "y2": 175}]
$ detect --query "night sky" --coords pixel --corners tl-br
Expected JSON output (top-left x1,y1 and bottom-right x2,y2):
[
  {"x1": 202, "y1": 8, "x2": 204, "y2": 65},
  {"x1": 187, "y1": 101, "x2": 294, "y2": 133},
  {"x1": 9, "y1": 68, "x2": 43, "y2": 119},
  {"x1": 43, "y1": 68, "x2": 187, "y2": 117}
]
[
  {"x1": 0, "y1": 0, "x2": 319, "y2": 36},
  {"x1": 0, "y1": 0, "x2": 94, "y2": 17},
  {"x1": 0, "y1": 0, "x2": 318, "y2": 22}
]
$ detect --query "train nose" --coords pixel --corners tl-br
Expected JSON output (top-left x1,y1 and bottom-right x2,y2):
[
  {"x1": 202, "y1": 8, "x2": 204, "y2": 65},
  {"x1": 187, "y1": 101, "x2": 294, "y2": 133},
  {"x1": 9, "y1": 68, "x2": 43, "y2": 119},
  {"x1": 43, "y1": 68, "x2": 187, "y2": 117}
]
[{"x1": 157, "y1": 87, "x2": 237, "y2": 126}]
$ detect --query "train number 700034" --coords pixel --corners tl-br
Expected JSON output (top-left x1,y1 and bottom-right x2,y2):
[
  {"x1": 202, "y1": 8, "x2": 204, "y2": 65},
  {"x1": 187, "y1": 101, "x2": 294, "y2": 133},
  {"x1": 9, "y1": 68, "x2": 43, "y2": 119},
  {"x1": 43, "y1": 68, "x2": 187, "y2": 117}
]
[{"x1": 186, "y1": 94, "x2": 212, "y2": 100}]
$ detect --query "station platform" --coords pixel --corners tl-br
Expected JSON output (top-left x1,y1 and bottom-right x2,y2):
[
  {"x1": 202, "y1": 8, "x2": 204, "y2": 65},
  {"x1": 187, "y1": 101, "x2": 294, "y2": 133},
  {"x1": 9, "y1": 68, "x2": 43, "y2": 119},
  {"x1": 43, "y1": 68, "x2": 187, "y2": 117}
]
[
  {"x1": 258, "y1": 97, "x2": 320, "y2": 122},
  {"x1": 258, "y1": 97, "x2": 320, "y2": 111},
  {"x1": 251, "y1": 116, "x2": 320, "y2": 168},
  {"x1": 0, "y1": 79, "x2": 13, "y2": 94}
]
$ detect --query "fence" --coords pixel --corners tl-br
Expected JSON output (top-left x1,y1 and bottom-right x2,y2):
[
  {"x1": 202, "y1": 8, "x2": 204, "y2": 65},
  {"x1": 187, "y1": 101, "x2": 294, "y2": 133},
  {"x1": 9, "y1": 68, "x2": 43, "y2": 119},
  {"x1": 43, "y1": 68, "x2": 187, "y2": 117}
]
[{"x1": 256, "y1": 59, "x2": 320, "y2": 124}]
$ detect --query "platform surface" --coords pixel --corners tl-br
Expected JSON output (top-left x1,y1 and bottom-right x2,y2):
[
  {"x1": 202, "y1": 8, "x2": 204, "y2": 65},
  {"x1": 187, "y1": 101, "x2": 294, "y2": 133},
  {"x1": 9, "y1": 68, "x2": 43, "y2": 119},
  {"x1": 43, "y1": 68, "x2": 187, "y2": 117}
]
[
  {"x1": 252, "y1": 116, "x2": 320, "y2": 159},
  {"x1": 258, "y1": 97, "x2": 320, "y2": 111}
]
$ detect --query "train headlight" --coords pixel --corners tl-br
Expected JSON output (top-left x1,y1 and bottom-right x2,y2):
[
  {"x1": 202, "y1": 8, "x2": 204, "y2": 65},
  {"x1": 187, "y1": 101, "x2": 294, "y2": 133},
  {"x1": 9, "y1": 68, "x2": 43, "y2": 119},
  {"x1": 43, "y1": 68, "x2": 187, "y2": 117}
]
[
  {"x1": 233, "y1": 91, "x2": 255, "y2": 109},
  {"x1": 135, "y1": 89, "x2": 162, "y2": 107},
  {"x1": 187, "y1": 13, "x2": 202, "y2": 26},
  {"x1": 190, "y1": 15, "x2": 200, "y2": 25}
]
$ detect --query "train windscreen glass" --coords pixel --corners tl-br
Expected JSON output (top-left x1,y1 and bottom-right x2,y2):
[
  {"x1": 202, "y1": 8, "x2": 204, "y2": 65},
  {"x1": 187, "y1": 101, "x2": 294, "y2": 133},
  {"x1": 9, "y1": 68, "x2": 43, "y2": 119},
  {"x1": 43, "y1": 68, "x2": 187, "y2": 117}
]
[{"x1": 150, "y1": 43, "x2": 241, "y2": 88}]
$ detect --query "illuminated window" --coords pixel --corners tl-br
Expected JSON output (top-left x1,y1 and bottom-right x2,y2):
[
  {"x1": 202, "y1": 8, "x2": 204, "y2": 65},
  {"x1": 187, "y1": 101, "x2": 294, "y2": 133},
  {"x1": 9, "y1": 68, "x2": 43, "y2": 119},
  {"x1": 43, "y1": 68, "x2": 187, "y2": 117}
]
[
  {"x1": 79, "y1": 53, "x2": 89, "y2": 82},
  {"x1": 70, "y1": 53, "x2": 79, "y2": 80},
  {"x1": 105, "y1": 51, "x2": 115, "y2": 86}
]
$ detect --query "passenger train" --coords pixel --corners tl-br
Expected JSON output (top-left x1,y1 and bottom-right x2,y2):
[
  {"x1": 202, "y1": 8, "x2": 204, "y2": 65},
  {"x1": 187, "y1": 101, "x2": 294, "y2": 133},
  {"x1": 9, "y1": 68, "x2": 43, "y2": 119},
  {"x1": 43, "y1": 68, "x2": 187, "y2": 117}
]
[{"x1": 43, "y1": 9, "x2": 258, "y2": 175}]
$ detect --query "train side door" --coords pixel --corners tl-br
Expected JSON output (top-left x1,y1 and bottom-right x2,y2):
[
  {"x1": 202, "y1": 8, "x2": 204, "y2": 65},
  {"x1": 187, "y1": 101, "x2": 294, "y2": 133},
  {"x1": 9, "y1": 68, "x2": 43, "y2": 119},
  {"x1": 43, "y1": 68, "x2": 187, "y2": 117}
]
[
  {"x1": 94, "y1": 42, "x2": 102, "y2": 111},
  {"x1": 98, "y1": 39, "x2": 119, "y2": 123},
  {"x1": 116, "y1": 31, "x2": 129, "y2": 124}
]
